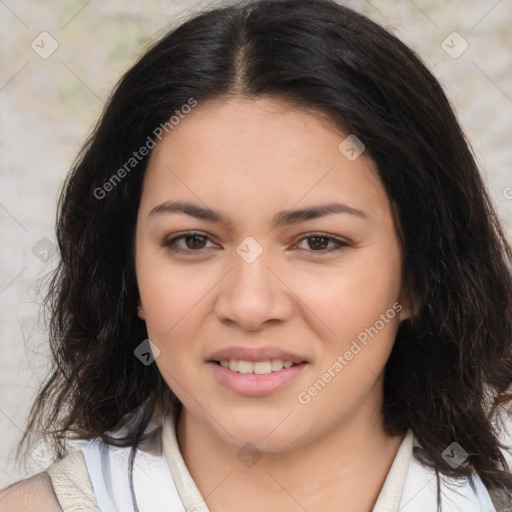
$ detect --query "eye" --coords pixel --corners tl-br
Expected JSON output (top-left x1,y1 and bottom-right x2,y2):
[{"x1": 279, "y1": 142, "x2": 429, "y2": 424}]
[
  {"x1": 293, "y1": 233, "x2": 349, "y2": 253},
  {"x1": 161, "y1": 231, "x2": 349, "y2": 255},
  {"x1": 161, "y1": 231, "x2": 217, "y2": 253}
]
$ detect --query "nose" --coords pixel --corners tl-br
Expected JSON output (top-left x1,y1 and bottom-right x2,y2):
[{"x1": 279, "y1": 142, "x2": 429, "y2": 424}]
[{"x1": 214, "y1": 248, "x2": 294, "y2": 331}]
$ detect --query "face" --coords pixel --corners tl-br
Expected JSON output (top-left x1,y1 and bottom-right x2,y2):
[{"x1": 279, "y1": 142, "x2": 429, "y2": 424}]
[{"x1": 135, "y1": 96, "x2": 411, "y2": 452}]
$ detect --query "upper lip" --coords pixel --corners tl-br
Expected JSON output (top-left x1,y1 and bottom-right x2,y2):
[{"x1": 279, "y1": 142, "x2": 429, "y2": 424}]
[{"x1": 208, "y1": 346, "x2": 308, "y2": 364}]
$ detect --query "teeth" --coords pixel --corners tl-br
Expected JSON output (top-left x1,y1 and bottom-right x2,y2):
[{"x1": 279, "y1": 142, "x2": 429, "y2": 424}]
[
  {"x1": 238, "y1": 360, "x2": 253, "y2": 374},
  {"x1": 217, "y1": 359, "x2": 298, "y2": 374},
  {"x1": 271, "y1": 359, "x2": 283, "y2": 371},
  {"x1": 254, "y1": 361, "x2": 271, "y2": 374}
]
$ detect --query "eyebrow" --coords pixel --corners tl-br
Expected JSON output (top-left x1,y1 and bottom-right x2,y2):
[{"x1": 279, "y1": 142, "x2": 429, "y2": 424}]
[{"x1": 148, "y1": 200, "x2": 367, "y2": 228}]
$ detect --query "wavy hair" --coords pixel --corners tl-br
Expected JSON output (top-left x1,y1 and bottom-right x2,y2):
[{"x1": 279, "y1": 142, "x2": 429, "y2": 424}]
[{"x1": 18, "y1": 0, "x2": 512, "y2": 506}]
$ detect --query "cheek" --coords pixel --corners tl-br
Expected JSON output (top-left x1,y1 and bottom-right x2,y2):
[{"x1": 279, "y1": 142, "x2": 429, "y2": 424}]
[
  {"x1": 135, "y1": 245, "x2": 218, "y2": 345},
  {"x1": 136, "y1": 252, "x2": 213, "y2": 394},
  {"x1": 296, "y1": 248, "x2": 403, "y2": 341},
  {"x1": 138, "y1": 270, "x2": 199, "y2": 340},
  {"x1": 298, "y1": 269, "x2": 402, "y2": 419}
]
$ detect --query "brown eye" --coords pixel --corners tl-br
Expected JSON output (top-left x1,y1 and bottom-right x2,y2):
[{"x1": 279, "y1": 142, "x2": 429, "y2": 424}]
[
  {"x1": 184, "y1": 234, "x2": 207, "y2": 249},
  {"x1": 294, "y1": 233, "x2": 349, "y2": 254},
  {"x1": 307, "y1": 236, "x2": 329, "y2": 250},
  {"x1": 162, "y1": 232, "x2": 216, "y2": 253}
]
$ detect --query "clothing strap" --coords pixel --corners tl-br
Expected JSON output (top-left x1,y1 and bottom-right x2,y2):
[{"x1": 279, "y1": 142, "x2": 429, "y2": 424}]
[
  {"x1": 371, "y1": 430, "x2": 414, "y2": 511},
  {"x1": 162, "y1": 412, "x2": 210, "y2": 511},
  {"x1": 45, "y1": 450, "x2": 100, "y2": 512}
]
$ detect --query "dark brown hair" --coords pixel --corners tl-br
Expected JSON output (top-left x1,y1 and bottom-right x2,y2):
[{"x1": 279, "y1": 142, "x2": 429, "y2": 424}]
[{"x1": 17, "y1": 0, "x2": 512, "y2": 506}]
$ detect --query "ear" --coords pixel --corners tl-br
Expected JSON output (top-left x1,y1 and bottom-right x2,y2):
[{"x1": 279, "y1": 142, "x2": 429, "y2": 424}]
[
  {"x1": 397, "y1": 283, "x2": 417, "y2": 323},
  {"x1": 137, "y1": 304, "x2": 146, "y2": 320}
]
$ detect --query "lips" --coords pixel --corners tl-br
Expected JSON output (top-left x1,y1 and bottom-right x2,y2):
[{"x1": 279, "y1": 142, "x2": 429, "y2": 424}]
[
  {"x1": 208, "y1": 359, "x2": 308, "y2": 396},
  {"x1": 207, "y1": 346, "x2": 310, "y2": 395},
  {"x1": 208, "y1": 346, "x2": 308, "y2": 364}
]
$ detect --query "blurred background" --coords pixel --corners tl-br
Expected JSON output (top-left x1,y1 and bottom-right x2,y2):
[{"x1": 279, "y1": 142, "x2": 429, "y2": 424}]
[{"x1": 1, "y1": 0, "x2": 511, "y2": 487}]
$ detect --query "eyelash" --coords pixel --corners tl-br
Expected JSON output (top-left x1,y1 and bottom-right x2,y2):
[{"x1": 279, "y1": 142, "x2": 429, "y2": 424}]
[{"x1": 161, "y1": 231, "x2": 349, "y2": 255}]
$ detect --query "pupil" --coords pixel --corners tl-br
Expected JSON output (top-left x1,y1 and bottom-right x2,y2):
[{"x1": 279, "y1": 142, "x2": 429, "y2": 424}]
[
  {"x1": 310, "y1": 236, "x2": 327, "y2": 250},
  {"x1": 187, "y1": 235, "x2": 205, "y2": 249}
]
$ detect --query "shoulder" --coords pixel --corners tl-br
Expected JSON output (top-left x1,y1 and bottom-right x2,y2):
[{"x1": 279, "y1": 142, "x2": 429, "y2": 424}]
[{"x1": 0, "y1": 472, "x2": 62, "y2": 512}]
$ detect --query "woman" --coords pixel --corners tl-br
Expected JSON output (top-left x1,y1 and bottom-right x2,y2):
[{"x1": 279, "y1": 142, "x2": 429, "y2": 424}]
[{"x1": 2, "y1": 0, "x2": 511, "y2": 510}]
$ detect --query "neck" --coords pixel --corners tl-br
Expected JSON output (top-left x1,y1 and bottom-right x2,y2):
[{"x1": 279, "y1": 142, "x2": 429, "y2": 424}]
[{"x1": 176, "y1": 393, "x2": 404, "y2": 512}]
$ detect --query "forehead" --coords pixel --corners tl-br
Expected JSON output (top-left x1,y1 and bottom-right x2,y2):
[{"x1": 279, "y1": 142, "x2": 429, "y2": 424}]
[
  {"x1": 140, "y1": 96, "x2": 389, "y2": 224},
  {"x1": 150, "y1": 96, "x2": 350, "y2": 164}
]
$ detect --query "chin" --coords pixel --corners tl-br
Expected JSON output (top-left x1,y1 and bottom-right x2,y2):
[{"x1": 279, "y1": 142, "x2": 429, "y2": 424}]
[{"x1": 213, "y1": 411, "x2": 306, "y2": 452}]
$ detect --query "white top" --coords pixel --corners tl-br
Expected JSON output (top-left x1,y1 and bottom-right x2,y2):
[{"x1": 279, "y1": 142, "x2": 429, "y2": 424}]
[{"x1": 46, "y1": 408, "x2": 500, "y2": 511}]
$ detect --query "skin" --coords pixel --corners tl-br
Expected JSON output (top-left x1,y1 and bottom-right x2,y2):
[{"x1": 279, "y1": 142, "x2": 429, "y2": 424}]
[
  {"x1": 0, "y1": 473, "x2": 63, "y2": 512},
  {"x1": 135, "y1": 96, "x2": 413, "y2": 512}
]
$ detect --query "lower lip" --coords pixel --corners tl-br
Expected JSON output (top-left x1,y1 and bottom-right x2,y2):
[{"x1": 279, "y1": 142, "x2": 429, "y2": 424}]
[{"x1": 208, "y1": 361, "x2": 308, "y2": 396}]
